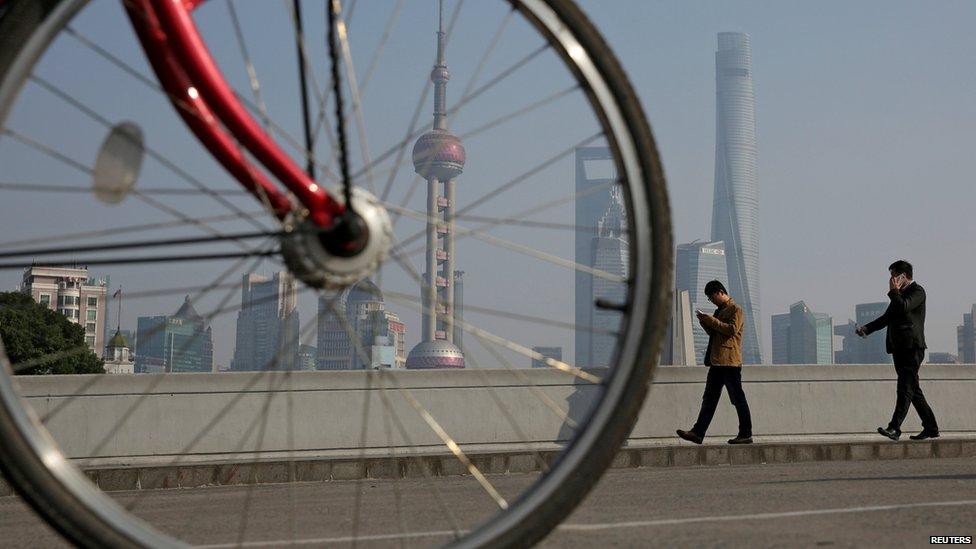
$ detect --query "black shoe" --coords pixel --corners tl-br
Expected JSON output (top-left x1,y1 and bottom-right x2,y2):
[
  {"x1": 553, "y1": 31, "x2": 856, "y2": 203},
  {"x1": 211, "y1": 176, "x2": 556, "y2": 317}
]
[
  {"x1": 909, "y1": 430, "x2": 940, "y2": 440},
  {"x1": 877, "y1": 427, "x2": 900, "y2": 441},
  {"x1": 727, "y1": 436, "x2": 753, "y2": 445},
  {"x1": 676, "y1": 429, "x2": 703, "y2": 444}
]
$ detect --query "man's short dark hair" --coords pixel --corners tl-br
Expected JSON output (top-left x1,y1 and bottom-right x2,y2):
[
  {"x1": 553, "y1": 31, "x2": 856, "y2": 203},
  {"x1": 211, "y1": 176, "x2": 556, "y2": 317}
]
[
  {"x1": 889, "y1": 260, "x2": 913, "y2": 279},
  {"x1": 704, "y1": 280, "x2": 727, "y2": 297}
]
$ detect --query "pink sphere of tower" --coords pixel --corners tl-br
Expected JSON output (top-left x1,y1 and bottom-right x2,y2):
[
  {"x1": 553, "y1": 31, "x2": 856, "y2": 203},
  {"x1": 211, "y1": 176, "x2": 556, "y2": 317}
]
[
  {"x1": 412, "y1": 129, "x2": 465, "y2": 181},
  {"x1": 405, "y1": 340, "x2": 465, "y2": 369}
]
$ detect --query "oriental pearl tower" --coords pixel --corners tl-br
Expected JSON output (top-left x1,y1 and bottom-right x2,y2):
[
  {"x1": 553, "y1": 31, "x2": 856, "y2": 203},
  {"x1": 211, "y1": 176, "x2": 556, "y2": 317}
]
[{"x1": 405, "y1": 0, "x2": 466, "y2": 369}]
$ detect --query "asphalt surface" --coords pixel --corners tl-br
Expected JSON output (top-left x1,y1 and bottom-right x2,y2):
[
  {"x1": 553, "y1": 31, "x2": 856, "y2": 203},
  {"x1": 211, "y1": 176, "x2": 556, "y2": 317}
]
[{"x1": 1, "y1": 457, "x2": 974, "y2": 548}]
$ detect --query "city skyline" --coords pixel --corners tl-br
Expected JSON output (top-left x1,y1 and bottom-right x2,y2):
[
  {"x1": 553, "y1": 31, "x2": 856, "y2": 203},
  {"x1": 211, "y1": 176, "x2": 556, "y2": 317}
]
[{"x1": 2, "y1": 2, "x2": 976, "y2": 366}]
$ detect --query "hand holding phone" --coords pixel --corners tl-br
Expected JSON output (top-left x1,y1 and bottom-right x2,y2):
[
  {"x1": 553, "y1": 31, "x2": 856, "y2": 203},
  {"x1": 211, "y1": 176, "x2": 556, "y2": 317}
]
[{"x1": 695, "y1": 309, "x2": 705, "y2": 316}]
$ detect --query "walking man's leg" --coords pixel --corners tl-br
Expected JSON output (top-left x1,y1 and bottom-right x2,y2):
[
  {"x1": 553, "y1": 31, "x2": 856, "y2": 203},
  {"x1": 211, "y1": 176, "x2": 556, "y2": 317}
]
[
  {"x1": 724, "y1": 368, "x2": 753, "y2": 440},
  {"x1": 889, "y1": 351, "x2": 916, "y2": 433},
  {"x1": 909, "y1": 348, "x2": 939, "y2": 434},
  {"x1": 691, "y1": 367, "x2": 724, "y2": 437}
]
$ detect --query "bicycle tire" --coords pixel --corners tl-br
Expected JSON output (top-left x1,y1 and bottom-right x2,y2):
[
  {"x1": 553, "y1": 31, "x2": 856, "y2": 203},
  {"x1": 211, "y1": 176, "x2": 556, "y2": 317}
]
[{"x1": 0, "y1": 1, "x2": 673, "y2": 547}]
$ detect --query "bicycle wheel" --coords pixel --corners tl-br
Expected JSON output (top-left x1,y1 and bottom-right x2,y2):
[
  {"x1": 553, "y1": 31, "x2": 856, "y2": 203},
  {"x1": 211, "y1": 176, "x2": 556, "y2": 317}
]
[{"x1": 0, "y1": 0, "x2": 672, "y2": 547}]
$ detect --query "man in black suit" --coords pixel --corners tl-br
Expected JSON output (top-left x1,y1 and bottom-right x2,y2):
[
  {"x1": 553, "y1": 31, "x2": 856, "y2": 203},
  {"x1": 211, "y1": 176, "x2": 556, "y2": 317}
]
[{"x1": 857, "y1": 260, "x2": 939, "y2": 441}]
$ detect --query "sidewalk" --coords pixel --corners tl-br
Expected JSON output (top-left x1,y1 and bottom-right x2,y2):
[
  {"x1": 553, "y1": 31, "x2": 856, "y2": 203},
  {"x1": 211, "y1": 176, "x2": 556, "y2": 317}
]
[{"x1": 4, "y1": 434, "x2": 975, "y2": 496}]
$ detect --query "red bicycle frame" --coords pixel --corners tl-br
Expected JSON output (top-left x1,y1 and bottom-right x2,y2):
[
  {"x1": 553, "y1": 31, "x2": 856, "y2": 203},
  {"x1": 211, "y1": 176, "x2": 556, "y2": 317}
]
[{"x1": 124, "y1": 0, "x2": 344, "y2": 227}]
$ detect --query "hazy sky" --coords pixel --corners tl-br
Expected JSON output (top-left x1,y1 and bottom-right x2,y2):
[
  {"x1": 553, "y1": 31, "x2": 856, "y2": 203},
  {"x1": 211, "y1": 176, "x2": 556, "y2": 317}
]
[{"x1": 2, "y1": 0, "x2": 975, "y2": 365}]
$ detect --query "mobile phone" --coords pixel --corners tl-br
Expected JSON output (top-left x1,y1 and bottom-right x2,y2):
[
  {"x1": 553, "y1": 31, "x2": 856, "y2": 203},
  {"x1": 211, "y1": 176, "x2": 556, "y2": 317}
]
[{"x1": 695, "y1": 309, "x2": 705, "y2": 316}]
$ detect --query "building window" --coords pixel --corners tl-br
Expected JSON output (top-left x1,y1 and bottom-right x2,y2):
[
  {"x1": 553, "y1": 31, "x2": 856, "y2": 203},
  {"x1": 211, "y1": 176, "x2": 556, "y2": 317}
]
[
  {"x1": 87, "y1": 296, "x2": 98, "y2": 307},
  {"x1": 85, "y1": 336, "x2": 95, "y2": 348},
  {"x1": 86, "y1": 310, "x2": 97, "y2": 321},
  {"x1": 39, "y1": 294, "x2": 51, "y2": 307},
  {"x1": 86, "y1": 322, "x2": 96, "y2": 333}
]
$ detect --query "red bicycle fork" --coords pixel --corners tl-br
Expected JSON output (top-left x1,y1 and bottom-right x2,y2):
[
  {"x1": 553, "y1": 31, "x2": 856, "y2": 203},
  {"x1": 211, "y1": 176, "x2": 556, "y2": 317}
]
[{"x1": 124, "y1": 0, "x2": 344, "y2": 228}]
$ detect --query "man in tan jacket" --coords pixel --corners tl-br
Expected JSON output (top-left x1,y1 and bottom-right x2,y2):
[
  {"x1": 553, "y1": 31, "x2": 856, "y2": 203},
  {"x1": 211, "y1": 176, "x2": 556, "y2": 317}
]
[{"x1": 677, "y1": 280, "x2": 754, "y2": 445}]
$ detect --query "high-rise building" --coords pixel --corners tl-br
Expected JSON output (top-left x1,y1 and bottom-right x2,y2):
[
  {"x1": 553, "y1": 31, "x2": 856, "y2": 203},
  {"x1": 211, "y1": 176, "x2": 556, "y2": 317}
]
[
  {"x1": 957, "y1": 305, "x2": 975, "y2": 364},
  {"x1": 297, "y1": 344, "x2": 317, "y2": 371},
  {"x1": 675, "y1": 241, "x2": 728, "y2": 364},
  {"x1": 317, "y1": 279, "x2": 406, "y2": 370},
  {"x1": 928, "y1": 352, "x2": 958, "y2": 365},
  {"x1": 771, "y1": 301, "x2": 832, "y2": 365},
  {"x1": 661, "y1": 289, "x2": 696, "y2": 366},
  {"x1": 711, "y1": 32, "x2": 762, "y2": 364},
  {"x1": 21, "y1": 266, "x2": 108, "y2": 355},
  {"x1": 531, "y1": 346, "x2": 562, "y2": 369},
  {"x1": 134, "y1": 296, "x2": 213, "y2": 373},
  {"x1": 230, "y1": 272, "x2": 299, "y2": 371},
  {"x1": 835, "y1": 302, "x2": 891, "y2": 364},
  {"x1": 588, "y1": 188, "x2": 629, "y2": 368},
  {"x1": 575, "y1": 146, "x2": 618, "y2": 368},
  {"x1": 406, "y1": 0, "x2": 465, "y2": 370}
]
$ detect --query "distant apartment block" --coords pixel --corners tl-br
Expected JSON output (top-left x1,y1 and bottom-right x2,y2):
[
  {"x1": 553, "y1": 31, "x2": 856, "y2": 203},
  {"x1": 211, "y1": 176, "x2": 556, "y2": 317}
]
[
  {"x1": 661, "y1": 289, "x2": 695, "y2": 366},
  {"x1": 958, "y1": 304, "x2": 975, "y2": 364},
  {"x1": 21, "y1": 266, "x2": 107, "y2": 355},
  {"x1": 675, "y1": 241, "x2": 728, "y2": 364},
  {"x1": 927, "y1": 352, "x2": 958, "y2": 365},
  {"x1": 231, "y1": 272, "x2": 299, "y2": 371},
  {"x1": 135, "y1": 296, "x2": 214, "y2": 373},
  {"x1": 834, "y1": 302, "x2": 892, "y2": 365},
  {"x1": 317, "y1": 279, "x2": 406, "y2": 370},
  {"x1": 772, "y1": 301, "x2": 832, "y2": 365}
]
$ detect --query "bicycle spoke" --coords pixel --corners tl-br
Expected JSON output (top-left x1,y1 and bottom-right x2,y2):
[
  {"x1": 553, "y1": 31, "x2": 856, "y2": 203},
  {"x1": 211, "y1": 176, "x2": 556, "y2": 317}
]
[
  {"x1": 473, "y1": 332, "x2": 578, "y2": 430},
  {"x1": 332, "y1": 0, "x2": 376, "y2": 194},
  {"x1": 1, "y1": 126, "x2": 273, "y2": 256},
  {"x1": 0, "y1": 229, "x2": 280, "y2": 260},
  {"x1": 63, "y1": 23, "x2": 339, "y2": 186},
  {"x1": 226, "y1": 0, "x2": 271, "y2": 129},
  {"x1": 0, "y1": 210, "x2": 269, "y2": 251},
  {"x1": 385, "y1": 240, "x2": 602, "y2": 384},
  {"x1": 358, "y1": 0, "x2": 404, "y2": 96},
  {"x1": 376, "y1": 0, "x2": 464, "y2": 203},
  {"x1": 386, "y1": 202, "x2": 624, "y2": 283},
  {"x1": 29, "y1": 74, "x2": 273, "y2": 232}
]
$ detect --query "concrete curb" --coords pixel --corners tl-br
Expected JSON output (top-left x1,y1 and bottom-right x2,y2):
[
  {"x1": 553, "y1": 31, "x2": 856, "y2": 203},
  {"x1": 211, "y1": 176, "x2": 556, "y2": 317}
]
[{"x1": 1, "y1": 437, "x2": 973, "y2": 497}]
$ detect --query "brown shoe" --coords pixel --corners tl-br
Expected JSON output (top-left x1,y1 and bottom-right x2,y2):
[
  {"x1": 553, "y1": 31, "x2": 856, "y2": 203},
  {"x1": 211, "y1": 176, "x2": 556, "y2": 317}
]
[{"x1": 676, "y1": 429, "x2": 703, "y2": 444}]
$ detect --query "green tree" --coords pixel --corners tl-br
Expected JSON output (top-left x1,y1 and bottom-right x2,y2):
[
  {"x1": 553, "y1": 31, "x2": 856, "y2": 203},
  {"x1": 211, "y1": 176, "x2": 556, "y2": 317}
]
[{"x1": 0, "y1": 291, "x2": 105, "y2": 375}]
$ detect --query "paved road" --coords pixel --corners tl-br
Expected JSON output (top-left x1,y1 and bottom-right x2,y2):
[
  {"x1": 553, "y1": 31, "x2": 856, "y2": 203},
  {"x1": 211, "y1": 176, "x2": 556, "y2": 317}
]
[{"x1": 1, "y1": 457, "x2": 974, "y2": 547}]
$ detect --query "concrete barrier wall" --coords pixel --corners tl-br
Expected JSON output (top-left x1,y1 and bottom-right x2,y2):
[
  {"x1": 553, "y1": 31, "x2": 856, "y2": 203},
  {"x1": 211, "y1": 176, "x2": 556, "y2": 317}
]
[{"x1": 14, "y1": 365, "x2": 976, "y2": 465}]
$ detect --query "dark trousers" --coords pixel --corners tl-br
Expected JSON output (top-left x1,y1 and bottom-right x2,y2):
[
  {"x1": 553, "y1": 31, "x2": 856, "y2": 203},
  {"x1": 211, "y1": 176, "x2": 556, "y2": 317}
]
[
  {"x1": 889, "y1": 348, "x2": 939, "y2": 433},
  {"x1": 692, "y1": 366, "x2": 752, "y2": 437}
]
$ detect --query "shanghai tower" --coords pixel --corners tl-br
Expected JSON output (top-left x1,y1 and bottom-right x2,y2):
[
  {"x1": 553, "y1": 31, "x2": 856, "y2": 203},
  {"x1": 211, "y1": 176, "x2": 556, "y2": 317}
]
[{"x1": 711, "y1": 32, "x2": 763, "y2": 364}]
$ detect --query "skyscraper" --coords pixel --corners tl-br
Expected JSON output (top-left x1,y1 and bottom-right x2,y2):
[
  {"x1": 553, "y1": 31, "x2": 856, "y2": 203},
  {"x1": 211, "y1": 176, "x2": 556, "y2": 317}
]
[
  {"x1": 575, "y1": 146, "x2": 618, "y2": 368},
  {"x1": 711, "y1": 32, "x2": 762, "y2": 364},
  {"x1": 230, "y1": 272, "x2": 299, "y2": 371},
  {"x1": 406, "y1": 0, "x2": 465, "y2": 370},
  {"x1": 675, "y1": 241, "x2": 728, "y2": 364},
  {"x1": 957, "y1": 305, "x2": 975, "y2": 364},
  {"x1": 835, "y1": 302, "x2": 891, "y2": 364},
  {"x1": 135, "y1": 296, "x2": 214, "y2": 373},
  {"x1": 661, "y1": 289, "x2": 695, "y2": 366},
  {"x1": 771, "y1": 301, "x2": 832, "y2": 365},
  {"x1": 588, "y1": 188, "x2": 629, "y2": 368},
  {"x1": 21, "y1": 266, "x2": 108, "y2": 355},
  {"x1": 317, "y1": 279, "x2": 406, "y2": 370}
]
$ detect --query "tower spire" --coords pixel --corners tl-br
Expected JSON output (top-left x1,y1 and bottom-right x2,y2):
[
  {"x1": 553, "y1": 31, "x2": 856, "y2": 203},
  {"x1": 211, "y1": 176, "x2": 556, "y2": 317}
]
[{"x1": 431, "y1": 0, "x2": 450, "y2": 130}]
